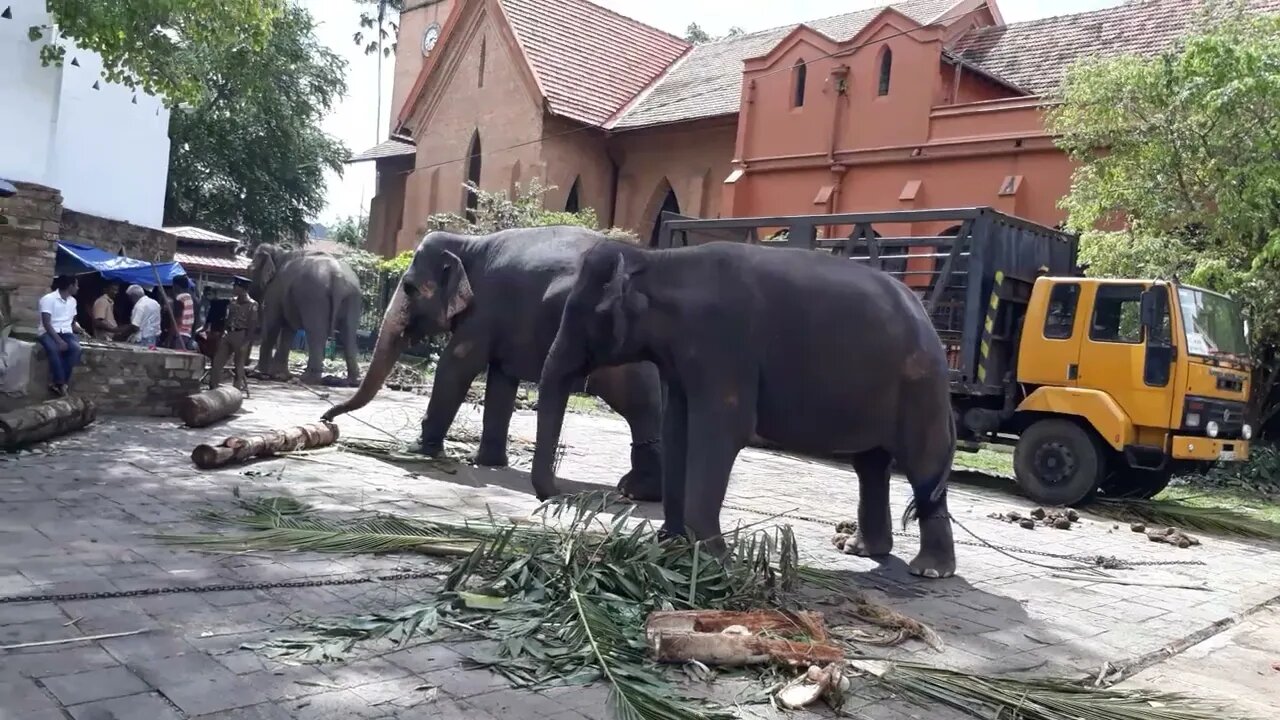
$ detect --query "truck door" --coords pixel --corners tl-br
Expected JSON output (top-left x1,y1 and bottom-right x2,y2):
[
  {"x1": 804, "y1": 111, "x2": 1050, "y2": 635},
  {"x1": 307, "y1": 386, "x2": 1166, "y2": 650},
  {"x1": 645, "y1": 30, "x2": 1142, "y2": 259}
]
[
  {"x1": 1016, "y1": 280, "x2": 1083, "y2": 387},
  {"x1": 1076, "y1": 283, "x2": 1176, "y2": 432}
]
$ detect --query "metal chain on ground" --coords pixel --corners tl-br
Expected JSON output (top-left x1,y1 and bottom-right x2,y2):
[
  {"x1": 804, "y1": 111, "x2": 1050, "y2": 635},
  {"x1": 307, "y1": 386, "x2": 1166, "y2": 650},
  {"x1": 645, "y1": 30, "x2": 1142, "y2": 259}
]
[
  {"x1": 0, "y1": 570, "x2": 442, "y2": 605},
  {"x1": 720, "y1": 501, "x2": 1205, "y2": 569}
]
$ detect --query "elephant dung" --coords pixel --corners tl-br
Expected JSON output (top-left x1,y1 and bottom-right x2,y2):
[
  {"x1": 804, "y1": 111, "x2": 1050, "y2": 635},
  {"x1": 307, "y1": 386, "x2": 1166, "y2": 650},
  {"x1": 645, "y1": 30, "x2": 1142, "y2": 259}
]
[
  {"x1": 191, "y1": 421, "x2": 340, "y2": 469},
  {"x1": 644, "y1": 610, "x2": 843, "y2": 668},
  {"x1": 176, "y1": 386, "x2": 244, "y2": 428}
]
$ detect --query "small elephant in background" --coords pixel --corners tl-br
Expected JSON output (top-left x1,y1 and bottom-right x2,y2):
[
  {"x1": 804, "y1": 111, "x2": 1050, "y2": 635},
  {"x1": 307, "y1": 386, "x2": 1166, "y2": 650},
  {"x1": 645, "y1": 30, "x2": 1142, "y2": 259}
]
[
  {"x1": 249, "y1": 244, "x2": 363, "y2": 386},
  {"x1": 320, "y1": 227, "x2": 665, "y2": 503},
  {"x1": 534, "y1": 239, "x2": 959, "y2": 579}
]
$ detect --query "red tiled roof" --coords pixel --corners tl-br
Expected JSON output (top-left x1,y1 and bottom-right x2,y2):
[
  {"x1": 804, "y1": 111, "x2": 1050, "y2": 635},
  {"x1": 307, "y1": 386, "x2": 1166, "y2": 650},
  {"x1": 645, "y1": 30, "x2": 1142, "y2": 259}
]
[
  {"x1": 949, "y1": 0, "x2": 1280, "y2": 96},
  {"x1": 164, "y1": 226, "x2": 241, "y2": 246},
  {"x1": 174, "y1": 251, "x2": 251, "y2": 273},
  {"x1": 500, "y1": 0, "x2": 690, "y2": 126}
]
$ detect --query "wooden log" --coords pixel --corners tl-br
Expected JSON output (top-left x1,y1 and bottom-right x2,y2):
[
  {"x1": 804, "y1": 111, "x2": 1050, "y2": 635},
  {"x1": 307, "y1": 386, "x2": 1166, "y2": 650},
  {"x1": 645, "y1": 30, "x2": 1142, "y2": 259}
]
[
  {"x1": 191, "y1": 421, "x2": 340, "y2": 469},
  {"x1": 0, "y1": 396, "x2": 97, "y2": 451},
  {"x1": 644, "y1": 610, "x2": 843, "y2": 668},
  {"x1": 176, "y1": 386, "x2": 244, "y2": 428}
]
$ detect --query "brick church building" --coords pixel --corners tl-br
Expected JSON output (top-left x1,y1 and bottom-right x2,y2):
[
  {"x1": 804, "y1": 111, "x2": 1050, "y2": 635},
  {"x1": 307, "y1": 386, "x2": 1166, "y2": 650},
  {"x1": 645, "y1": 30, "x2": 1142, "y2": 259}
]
[{"x1": 351, "y1": 0, "x2": 1279, "y2": 257}]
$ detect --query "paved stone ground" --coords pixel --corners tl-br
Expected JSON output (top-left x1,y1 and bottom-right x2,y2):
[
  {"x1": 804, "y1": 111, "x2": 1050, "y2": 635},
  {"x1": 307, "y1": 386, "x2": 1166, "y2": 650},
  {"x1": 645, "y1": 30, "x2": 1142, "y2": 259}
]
[{"x1": 2, "y1": 382, "x2": 1278, "y2": 719}]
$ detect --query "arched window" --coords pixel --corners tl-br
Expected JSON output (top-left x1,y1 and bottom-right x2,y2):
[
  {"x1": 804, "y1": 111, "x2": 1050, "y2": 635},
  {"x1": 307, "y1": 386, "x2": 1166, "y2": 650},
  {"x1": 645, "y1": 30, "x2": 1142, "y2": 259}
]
[
  {"x1": 648, "y1": 180, "x2": 681, "y2": 247},
  {"x1": 792, "y1": 59, "x2": 807, "y2": 108},
  {"x1": 565, "y1": 177, "x2": 581, "y2": 213},
  {"x1": 478, "y1": 37, "x2": 486, "y2": 88},
  {"x1": 464, "y1": 131, "x2": 482, "y2": 222},
  {"x1": 878, "y1": 47, "x2": 893, "y2": 96}
]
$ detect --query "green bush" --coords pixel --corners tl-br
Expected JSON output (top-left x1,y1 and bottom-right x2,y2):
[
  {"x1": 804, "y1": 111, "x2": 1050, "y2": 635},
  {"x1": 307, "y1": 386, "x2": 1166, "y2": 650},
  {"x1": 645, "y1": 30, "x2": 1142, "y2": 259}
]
[{"x1": 415, "y1": 179, "x2": 639, "y2": 243}]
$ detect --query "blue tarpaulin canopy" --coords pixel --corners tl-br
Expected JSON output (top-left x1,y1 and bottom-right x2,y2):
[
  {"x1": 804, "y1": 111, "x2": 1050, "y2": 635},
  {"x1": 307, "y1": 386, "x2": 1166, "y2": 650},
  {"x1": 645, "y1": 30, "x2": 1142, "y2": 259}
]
[{"x1": 55, "y1": 241, "x2": 187, "y2": 287}]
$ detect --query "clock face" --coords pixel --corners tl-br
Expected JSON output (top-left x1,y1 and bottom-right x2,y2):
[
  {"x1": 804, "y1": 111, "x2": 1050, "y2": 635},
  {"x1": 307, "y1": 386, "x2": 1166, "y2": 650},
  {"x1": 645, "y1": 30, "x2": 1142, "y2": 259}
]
[{"x1": 422, "y1": 23, "x2": 440, "y2": 56}]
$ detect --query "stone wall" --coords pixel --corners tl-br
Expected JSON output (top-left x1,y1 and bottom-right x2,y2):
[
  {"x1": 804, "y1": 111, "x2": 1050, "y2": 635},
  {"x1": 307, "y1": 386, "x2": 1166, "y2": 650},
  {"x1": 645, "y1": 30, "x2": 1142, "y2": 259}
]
[
  {"x1": 60, "y1": 209, "x2": 176, "y2": 262},
  {"x1": 0, "y1": 182, "x2": 62, "y2": 331},
  {"x1": 1, "y1": 340, "x2": 203, "y2": 417}
]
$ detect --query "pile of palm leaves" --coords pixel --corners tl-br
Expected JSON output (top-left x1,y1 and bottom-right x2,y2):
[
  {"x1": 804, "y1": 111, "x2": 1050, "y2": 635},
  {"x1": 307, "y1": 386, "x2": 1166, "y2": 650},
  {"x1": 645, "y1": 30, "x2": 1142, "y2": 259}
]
[
  {"x1": 165, "y1": 494, "x2": 1239, "y2": 720},
  {"x1": 1088, "y1": 497, "x2": 1280, "y2": 540},
  {"x1": 337, "y1": 428, "x2": 537, "y2": 471},
  {"x1": 166, "y1": 492, "x2": 828, "y2": 719}
]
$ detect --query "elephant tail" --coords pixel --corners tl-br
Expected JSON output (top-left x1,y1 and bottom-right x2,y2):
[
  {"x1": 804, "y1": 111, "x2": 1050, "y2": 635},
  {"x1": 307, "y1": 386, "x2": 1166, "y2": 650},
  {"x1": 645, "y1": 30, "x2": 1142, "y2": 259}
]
[{"x1": 900, "y1": 409, "x2": 957, "y2": 528}]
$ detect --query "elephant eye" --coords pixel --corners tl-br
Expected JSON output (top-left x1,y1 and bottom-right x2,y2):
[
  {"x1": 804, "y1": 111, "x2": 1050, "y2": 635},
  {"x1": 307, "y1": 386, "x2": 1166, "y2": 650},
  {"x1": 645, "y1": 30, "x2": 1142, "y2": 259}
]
[{"x1": 402, "y1": 280, "x2": 418, "y2": 297}]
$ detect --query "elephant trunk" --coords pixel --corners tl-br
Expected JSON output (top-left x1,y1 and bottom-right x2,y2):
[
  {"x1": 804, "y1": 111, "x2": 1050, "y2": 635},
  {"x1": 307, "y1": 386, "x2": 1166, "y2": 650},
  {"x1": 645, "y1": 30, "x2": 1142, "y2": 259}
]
[
  {"x1": 322, "y1": 285, "x2": 410, "y2": 421},
  {"x1": 530, "y1": 332, "x2": 586, "y2": 500}
]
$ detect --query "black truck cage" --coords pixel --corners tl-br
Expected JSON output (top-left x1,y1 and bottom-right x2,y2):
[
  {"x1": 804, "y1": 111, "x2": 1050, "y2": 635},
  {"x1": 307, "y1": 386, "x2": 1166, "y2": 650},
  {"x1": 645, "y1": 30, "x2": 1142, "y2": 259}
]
[{"x1": 656, "y1": 207, "x2": 1078, "y2": 394}]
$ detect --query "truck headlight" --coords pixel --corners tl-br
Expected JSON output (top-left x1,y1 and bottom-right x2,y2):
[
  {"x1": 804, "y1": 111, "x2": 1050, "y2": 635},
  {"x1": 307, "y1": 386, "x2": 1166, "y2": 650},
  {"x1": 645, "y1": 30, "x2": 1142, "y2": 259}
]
[
  {"x1": 1206, "y1": 421, "x2": 1220, "y2": 438},
  {"x1": 1243, "y1": 424, "x2": 1253, "y2": 440},
  {"x1": 1185, "y1": 412, "x2": 1201, "y2": 428}
]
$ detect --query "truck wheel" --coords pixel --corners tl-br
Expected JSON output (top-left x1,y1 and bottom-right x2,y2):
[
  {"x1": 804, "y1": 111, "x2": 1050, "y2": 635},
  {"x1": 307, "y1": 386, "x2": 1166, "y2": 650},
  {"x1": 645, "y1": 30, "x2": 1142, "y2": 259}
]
[
  {"x1": 1105, "y1": 469, "x2": 1173, "y2": 500},
  {"x1": 1013, "y1": 419, "x2": 1105, "y2": 506}
]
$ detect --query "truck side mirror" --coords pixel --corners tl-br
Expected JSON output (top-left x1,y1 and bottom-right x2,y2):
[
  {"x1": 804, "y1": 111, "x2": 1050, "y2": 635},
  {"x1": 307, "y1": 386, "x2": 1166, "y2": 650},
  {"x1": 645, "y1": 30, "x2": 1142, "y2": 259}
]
[{"x1": 1140, "y1": 287, "x2": 1160, "y2": 329}]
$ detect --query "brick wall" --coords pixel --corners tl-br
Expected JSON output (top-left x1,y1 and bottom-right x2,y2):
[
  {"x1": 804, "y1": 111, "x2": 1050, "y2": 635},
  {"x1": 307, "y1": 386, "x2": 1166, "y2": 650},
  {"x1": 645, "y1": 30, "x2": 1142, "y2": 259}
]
[
  {"x1": 60, "y1": 209, "x2": 177, "y2": 262},
  {"x1": 0, "y1": 182, "x2": 62, "y2": 331},
  {"x1": 1, "y1": 341, "x2": 203, "y2": 416}
]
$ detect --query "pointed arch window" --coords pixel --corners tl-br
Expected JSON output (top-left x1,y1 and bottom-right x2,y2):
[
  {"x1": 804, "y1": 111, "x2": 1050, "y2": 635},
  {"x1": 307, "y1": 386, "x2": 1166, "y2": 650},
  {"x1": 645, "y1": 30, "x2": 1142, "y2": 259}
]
[
  {"x1": 565, "y1": 177, "x2": 581, "y2": 213},
  {"x1": 792, "y1": 59, "x2": 807, "y2": 108},
  {"x1": 878, "y1": 47, "x2": 893, "y2": 96},
  {"x1": 464, "y1": 131, "x2": 482, "y2": 222}
]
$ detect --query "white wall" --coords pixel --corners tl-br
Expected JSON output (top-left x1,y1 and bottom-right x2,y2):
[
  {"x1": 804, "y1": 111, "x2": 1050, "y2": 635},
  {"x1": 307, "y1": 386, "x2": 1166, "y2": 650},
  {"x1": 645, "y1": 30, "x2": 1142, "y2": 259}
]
[{"x1": 0, "y1": 1, "x2": 171, "y2": 228}]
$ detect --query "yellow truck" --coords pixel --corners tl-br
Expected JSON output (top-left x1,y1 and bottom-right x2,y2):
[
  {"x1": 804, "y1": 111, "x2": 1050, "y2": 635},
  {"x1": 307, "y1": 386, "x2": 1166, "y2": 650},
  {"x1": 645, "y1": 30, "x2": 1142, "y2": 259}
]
[{"x1": 658, "y1": 207, "x2": 1253, "y2": 505}]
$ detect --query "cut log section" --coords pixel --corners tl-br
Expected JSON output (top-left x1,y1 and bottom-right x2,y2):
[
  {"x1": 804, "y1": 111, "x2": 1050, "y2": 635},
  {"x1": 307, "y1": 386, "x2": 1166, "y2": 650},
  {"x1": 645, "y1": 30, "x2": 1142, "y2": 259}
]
[
  {"x1": 191, "y1": 421, "x2": 340, "y2": 469},
  {"x1": 176, "y1": 386, "x2": 244, "y2": 428},
  {"x1": 0, "y1": 396, "x2": 97, "y2": 451},
  {"x1": 645, "y1": 610, "x2": 844, "y2": 667}
]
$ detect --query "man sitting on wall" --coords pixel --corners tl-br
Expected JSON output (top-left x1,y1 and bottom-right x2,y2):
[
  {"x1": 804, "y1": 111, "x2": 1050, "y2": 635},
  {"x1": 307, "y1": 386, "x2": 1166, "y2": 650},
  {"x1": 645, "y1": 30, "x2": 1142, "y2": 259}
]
[
  {"x1": 119, "y1": 285, "x2": 162, "y2": 347},
  {"x1": 211, "y1": 277, "x2": 258, "y2": 393},
  {"x1": 91, "y1": 282, "x2": 121, "y2": 341},
  {"x1": 38, "y1": 275, "x2": 86, "y2": 396}
]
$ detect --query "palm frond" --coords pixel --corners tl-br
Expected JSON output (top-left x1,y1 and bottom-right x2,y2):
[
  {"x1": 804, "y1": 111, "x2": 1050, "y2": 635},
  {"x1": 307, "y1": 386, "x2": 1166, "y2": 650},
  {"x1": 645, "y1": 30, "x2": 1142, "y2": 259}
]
[
  {"x1": 1088, "y1": 497, "x2": 1280, "y2": 539},
  {"x1": 857, "y1": 659, "x2": 1234, "y2": 720}
]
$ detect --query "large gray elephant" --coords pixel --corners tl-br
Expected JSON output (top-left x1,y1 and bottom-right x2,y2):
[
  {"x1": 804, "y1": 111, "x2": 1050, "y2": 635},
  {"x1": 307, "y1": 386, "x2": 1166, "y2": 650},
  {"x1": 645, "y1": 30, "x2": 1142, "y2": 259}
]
[
  {"x1": 533, "y1": 240, "x2": 959, "y2": 578},
  {"x1": 320, "y1": 227, "x2": 665, "y2": 502},
  {"x1": 249, "y1": 245, "x2": 362, "y2": 386}
]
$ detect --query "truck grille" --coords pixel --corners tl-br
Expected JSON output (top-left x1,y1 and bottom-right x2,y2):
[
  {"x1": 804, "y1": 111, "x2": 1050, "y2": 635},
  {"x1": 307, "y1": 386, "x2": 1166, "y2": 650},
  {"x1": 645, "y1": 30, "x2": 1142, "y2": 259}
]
[{"x1": 1182, "y1": 396, "x2": 1247, "y2": 439}]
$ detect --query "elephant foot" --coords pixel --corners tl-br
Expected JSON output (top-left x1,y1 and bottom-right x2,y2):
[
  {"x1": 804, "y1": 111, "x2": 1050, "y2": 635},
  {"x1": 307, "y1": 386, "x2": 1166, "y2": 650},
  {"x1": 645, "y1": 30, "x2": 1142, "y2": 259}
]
[
  {"x1": 473, "y1": 445, "x2": 509, "y2": 468},
  {"x1": 908, "y1": 516, "x2": 957, "y2": 579},
  {"x1": 657, "y1": 524, "x2": 685, "y2": 543},
  {"x1": 846, "y1": 531, "x2": 893, "y2": 558},
  {"x1": 616, "y1": 470, "x2": 662, "y2": 503},
  {"x1": 298, "y1": 372, "x2": 324, "y2": 386},
  {"x1": 416, "y1": 439, "x2": 445, "y2": 457}
]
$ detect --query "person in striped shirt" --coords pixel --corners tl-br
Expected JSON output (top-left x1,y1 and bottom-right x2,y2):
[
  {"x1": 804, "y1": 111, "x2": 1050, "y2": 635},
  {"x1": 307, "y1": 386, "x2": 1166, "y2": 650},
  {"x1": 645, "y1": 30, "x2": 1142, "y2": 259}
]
[{"x1": 172, "y1": 275, "x2": 199, "y2": 352}]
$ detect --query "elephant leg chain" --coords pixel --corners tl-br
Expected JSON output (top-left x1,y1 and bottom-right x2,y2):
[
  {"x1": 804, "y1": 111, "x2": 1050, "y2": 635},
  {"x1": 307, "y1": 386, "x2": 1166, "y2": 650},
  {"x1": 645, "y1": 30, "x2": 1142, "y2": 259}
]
[
  {"x1": 0, "y1": 570, "x2": 441, "y2": 606},
  {"x1": 719, "y1": 501, "x2": 1206, "y2": 570}
]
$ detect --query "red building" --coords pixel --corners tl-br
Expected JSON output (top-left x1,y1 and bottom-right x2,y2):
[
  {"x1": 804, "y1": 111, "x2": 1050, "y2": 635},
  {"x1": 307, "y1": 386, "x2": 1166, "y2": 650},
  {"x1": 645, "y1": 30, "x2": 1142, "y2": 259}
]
[{"x1": 351, "y1": 0, "x2": 1280, "y2": 257}]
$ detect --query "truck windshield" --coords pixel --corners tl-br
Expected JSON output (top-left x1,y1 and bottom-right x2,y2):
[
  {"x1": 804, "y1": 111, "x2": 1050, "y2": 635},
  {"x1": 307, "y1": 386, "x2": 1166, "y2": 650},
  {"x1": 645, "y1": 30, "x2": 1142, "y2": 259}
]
[{"x1": 1177, "y1": 287, "x2": 1249, "y2": 357}]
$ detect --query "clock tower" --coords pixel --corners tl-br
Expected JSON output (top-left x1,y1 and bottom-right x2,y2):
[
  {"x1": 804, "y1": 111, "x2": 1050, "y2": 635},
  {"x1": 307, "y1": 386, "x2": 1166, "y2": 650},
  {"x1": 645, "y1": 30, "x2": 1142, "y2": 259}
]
[{"x1": 390, "y1": 0, "x2": 457, "y2": 134}]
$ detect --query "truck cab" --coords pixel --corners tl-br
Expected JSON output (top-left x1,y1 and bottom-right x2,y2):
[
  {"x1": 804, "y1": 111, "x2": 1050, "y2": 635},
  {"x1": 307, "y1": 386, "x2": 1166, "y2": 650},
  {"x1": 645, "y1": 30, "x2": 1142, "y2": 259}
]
[{"x1": 1011, "y1": 277, "x2": 1252, "y2": 503}]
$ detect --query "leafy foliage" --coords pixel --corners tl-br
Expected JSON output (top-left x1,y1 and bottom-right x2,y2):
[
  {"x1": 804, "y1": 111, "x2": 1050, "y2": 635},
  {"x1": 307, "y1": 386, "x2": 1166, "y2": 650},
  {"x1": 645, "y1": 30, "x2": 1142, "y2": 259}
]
[
  {"x1": 351, "y1": 0, "x2": 402, "y2": 57},
  {"x1": 163, "y1": 4, "x2": 349, "y2": 246},
  {"x1": 417, "y1": 179, "x2": 640, "y2": 243},
  {"x1": 683, "y1": 23, "x2": 745, "y2": 44},
  {"x1": 166, "y1": 492, "x2": 829, "y2": 719},
  {"x1": 329, "y1": 214, "x2": 370, "y2": 249},
  {"x1": 31, "y1": 0, "x2": 284, "y2": 107},
  {"x1": 1047, "y1": 3, "x2": 1280, "y2": 425},
  {"x1": 1088, "y1": 496, "x2": 1280, "y2": 539}
]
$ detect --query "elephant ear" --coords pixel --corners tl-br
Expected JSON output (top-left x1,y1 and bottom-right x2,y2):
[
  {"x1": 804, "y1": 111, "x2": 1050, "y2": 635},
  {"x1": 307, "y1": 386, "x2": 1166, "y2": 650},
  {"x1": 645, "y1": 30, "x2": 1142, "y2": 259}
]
[
  {"x1": 255, "y1": 252, "x2": 277, "y2": 290},
  {"x1": 594, "y1": 252, "x2": 647, "y2": 356},
  {"x1": 439, "y1": 251, "x2": 473, "y2": 326}
]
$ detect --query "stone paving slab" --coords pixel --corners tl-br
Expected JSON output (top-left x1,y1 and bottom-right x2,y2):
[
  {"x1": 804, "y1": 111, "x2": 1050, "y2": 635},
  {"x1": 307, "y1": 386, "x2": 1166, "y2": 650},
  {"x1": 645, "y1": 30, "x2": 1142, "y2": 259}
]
[{"x1": 1, "y1": 383, "x2": 1277, "y2": 719}]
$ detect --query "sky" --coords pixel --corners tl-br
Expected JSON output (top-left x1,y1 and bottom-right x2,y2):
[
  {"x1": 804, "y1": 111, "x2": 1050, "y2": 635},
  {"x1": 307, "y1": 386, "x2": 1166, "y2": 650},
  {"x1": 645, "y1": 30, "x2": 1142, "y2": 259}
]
[{"x1": 305, "y1": 0, "x2": 1125, "y2": 226}]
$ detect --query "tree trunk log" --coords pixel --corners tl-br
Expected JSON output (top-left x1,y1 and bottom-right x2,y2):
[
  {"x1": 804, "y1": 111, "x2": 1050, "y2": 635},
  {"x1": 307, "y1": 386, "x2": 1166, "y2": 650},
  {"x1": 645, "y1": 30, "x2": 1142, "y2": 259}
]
[
  {"x1": 0, "y1": 396, "x2": 97, "y2": 451},
  {"x1": 176, "y1": 387, "x2": 244, "y2": 428},
  {"x1": 191, "y1": 421, "x2": 340, "y2": 469}
]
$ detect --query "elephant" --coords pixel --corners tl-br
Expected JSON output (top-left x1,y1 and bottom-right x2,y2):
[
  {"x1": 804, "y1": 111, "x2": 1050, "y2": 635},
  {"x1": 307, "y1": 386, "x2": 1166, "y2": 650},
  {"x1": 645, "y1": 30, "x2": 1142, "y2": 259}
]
[
  {"x1": 249, "y1": 244, "x2": 363, "y2": 386},
  {"x1": 532, "y1": 239, "x2": 959, "y2": 578},
  {"x1": 319, "y1": 227, "x2": 665, "y2": 502}
]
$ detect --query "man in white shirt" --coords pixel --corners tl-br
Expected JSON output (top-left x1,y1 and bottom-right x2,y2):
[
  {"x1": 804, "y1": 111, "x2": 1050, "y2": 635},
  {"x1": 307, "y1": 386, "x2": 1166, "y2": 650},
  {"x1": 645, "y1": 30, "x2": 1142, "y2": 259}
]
[
  {"x1": 37, "y1": 275, "x2": 86, "y2": 396},
  {"x1": 120, "y1": 285, "x2": 162, "y2": 347}
]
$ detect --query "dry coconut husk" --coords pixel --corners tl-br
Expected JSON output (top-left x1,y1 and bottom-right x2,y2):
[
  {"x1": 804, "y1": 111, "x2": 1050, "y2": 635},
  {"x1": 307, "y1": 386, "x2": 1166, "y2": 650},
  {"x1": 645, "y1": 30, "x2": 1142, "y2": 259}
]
[{"x1": 836, "y1": 594, "x2": 944, "y2": 652}]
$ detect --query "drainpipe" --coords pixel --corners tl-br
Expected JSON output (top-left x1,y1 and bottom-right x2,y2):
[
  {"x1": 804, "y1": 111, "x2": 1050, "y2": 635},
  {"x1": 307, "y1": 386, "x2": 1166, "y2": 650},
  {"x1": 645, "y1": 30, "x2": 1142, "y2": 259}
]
[
  {"x1": 608, "y1": 156, "x2": 620, "y2": 228},
  {"x1": 828, "y1": 65, "x2": 849, "y2": 163}
]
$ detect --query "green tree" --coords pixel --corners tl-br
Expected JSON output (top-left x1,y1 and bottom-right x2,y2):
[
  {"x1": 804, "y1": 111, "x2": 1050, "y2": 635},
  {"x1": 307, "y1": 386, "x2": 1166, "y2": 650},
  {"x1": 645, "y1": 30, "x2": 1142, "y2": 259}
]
[
  {"x1": 683, "y1": 22, "x2": 744, "y2": 44},
  {"x1": 351, "y1": 0, "x2": 402, "y2": 57},
  {"x1": 330, "y1": 214, "x2": 370, "y2": 248},
  {"x1": 1047, "y1": 1, "x2": 1280, "y2": 420},
  {"x1": 29, "y1": 0, "x2": 284, "y2": 108},
  {"x1": 164, "y1": 4, "x2": 349, "y2": 247}
]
